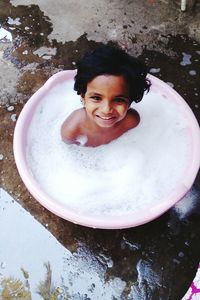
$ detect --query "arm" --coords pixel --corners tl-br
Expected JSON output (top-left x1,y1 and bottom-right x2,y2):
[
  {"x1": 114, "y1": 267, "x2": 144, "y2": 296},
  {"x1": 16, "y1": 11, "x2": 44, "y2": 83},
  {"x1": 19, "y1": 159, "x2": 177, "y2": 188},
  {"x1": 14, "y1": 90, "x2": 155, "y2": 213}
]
[
  {"x1": 60, "y1": 110, "x2": 81, "y2": 144},
  {"x1": 61, "y1": 108, "x2": 88, "y2": 146}
]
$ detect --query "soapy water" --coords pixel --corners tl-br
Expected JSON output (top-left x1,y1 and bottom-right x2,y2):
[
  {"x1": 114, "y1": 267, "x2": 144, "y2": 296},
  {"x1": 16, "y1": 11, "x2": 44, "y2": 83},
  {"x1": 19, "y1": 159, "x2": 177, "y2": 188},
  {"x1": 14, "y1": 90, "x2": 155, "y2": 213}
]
[
  {"x1": 173, "y1": 187, "x2": 200, "y2": 220},
  {"x1": 26, "y1": 79, "x2": 191, "y2": 217}
]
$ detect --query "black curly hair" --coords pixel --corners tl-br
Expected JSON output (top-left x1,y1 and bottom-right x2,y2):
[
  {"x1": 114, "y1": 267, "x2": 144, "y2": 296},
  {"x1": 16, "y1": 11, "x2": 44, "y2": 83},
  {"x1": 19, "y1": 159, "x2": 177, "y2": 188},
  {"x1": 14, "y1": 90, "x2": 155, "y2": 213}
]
[{"x1": 74, "y1": 44, "x2": 151, "y2": 104}]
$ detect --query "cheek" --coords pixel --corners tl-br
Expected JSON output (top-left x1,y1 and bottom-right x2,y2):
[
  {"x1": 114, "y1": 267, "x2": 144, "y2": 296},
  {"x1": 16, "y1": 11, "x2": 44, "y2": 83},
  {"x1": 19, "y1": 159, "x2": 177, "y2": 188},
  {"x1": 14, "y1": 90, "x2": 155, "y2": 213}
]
[
  {"x1": 85, "y1": 102, "x2": 98, "y2": 112},
  {"x1": 116, "y1": 105, "x2": 128, "y2": 116}
]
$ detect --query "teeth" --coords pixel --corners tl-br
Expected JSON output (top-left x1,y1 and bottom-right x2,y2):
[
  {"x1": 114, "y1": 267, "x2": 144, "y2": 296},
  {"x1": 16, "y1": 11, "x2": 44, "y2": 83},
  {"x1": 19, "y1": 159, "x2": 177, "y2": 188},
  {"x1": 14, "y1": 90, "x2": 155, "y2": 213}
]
[{"x1": 100, "y1": 116, "x2": 113, "y2": 120}]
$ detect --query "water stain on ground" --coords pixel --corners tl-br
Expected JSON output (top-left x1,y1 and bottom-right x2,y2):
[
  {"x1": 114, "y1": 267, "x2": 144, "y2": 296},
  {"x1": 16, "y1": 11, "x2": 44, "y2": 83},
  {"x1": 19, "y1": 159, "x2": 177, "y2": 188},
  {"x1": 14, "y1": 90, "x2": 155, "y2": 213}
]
[{"x1": 0, "y1": 1, "x2": 200, "y2": 299}]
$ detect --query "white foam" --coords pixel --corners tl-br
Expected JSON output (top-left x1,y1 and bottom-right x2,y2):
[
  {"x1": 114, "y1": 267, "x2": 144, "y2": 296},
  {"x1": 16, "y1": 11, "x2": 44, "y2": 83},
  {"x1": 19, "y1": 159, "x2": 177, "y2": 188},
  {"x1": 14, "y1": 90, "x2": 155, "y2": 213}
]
[
  {"x1": 173, "y1": 188, "x2": 199, "y2": 219},
  {"x1": 26, "y1": 79, "x2": 191, "y2": 217},
  {"x1": 75, "y1": 134, "x2": 88, "y2": 146}
]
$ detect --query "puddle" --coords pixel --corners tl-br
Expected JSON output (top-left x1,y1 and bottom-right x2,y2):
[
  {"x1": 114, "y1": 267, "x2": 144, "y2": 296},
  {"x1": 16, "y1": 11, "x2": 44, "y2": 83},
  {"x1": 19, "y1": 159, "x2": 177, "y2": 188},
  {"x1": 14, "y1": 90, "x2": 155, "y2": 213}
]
[
  {"x1": 0, "y1": 27, "x2": 12, "y2": 42},
  {"x1": 180, "y1": 52, "x2": 192, "y2": 66},
  {"x1": 0, "y1": 189, "x2": 126, "y2": 299}
]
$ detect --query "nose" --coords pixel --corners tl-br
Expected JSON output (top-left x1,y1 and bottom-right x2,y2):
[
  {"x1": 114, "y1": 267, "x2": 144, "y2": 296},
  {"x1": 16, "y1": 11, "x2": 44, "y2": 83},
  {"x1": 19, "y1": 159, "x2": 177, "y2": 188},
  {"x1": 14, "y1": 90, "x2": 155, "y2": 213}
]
[{"x1": 100, "y1": 100, "x2": 113, "y2": 114}]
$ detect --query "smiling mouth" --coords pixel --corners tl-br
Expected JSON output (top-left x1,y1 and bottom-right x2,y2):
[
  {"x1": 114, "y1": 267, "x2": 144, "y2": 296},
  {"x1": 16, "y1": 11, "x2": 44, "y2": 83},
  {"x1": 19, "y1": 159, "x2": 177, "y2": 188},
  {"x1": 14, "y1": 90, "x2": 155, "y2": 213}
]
[
  {"x1": 96, "y1": 115, "x2": 116, "y2": 120},
  {"x1": 95, "y1": 115, "x2": 117, "y2": 127}
]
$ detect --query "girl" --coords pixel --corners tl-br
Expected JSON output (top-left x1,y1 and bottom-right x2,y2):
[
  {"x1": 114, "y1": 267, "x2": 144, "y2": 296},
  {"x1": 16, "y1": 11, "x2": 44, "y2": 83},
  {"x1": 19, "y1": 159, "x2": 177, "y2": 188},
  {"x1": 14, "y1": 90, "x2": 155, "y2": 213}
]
[{"x1": 61, "y1": 45, "x2": 151, "y2": 147}]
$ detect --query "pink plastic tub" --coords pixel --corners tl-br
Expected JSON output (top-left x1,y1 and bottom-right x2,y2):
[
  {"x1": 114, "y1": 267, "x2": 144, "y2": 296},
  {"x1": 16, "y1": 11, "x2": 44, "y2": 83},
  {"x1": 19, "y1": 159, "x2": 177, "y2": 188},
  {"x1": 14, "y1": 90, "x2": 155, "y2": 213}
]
[{"x1": 13, "y1": 70, "x2": 200, "y2": 229}]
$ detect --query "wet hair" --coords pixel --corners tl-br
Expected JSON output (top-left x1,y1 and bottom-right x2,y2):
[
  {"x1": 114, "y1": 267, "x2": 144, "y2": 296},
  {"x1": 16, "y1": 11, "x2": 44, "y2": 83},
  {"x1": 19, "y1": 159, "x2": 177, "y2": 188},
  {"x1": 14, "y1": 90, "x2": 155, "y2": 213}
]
[{"x1": 74, "y1": 44, "x2": 151, "y2": 104}]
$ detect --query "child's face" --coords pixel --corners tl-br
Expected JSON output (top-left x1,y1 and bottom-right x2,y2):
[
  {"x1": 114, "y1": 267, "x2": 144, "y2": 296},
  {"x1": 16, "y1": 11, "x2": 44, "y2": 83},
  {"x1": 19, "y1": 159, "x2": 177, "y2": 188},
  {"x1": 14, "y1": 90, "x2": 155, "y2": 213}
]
[{"x1": 82, "y1": 74, "x2": 130, "y2": 129}]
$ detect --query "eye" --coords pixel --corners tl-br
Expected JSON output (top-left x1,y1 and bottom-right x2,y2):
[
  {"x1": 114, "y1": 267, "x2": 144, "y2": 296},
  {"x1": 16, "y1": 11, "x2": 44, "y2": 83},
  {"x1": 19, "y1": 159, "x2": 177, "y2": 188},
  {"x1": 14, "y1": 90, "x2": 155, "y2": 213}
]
[
  {"x1": 114, "y1": 97, "x2": 129, "y2": 104},
  {"x1": 90, "y1": 96, "x2": 101, "y2": 101}
]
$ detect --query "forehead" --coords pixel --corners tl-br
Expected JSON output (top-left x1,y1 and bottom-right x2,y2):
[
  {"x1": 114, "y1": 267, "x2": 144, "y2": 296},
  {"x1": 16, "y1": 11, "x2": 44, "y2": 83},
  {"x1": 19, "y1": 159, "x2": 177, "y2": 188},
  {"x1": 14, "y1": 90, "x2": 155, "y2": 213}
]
[{"x1": 87, "y1": 74, "x2": 129, "y2": 95}]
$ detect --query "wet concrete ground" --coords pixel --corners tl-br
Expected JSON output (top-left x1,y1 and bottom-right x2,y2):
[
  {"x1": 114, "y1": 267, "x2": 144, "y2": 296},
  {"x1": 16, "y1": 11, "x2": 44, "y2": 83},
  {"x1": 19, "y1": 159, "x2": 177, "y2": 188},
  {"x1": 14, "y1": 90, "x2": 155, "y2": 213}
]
[{"x1": 0, "y1": 0, "x2": 200, "y2": 299}]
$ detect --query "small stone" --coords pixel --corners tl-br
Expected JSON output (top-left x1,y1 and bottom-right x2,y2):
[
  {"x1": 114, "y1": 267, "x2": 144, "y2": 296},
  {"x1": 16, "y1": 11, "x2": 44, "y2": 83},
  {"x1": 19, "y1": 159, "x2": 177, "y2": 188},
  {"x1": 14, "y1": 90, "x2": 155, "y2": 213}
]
[
  {"x1": 0, "y1": 154, "x2": 4, "y2": 160},
  {"x1": 11, "y1": 114, "x2": 17, "y2": 122},
  {"x1": 180, "y1": 53, "x2": 192, "y2": 66},
  {"x1": 189, "y1": 70, "x2": 197, "y2": 76},
  {"x1": 173, "y1": 258, "x2": 180, "y2": 264},
  {"x1": 7, "y1": 105, "x2": 14, "y2": 111},
  {"x1": 149, "y1": 68, "x2": 160, "y2": 74},
  {"x1": 178, "y1": 251, "x2": 184, "y2": 258}
]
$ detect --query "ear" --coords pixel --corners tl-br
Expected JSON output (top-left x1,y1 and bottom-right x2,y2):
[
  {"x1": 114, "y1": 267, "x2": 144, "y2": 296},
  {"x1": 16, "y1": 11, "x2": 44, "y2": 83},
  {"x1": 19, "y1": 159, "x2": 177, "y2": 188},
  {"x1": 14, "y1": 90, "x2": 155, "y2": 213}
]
[{"x1": 80, "y1": 93, "x2": 85, "y2": 106}]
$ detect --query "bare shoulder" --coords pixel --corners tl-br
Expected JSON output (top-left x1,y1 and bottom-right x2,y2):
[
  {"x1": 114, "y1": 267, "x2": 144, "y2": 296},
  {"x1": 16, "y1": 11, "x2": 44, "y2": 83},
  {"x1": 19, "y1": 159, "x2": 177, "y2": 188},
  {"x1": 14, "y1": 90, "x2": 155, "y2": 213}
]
[
  {"x1": 125, "y1": 108, "x2": 140, "y2": 129},
  {"x1": 61, "y1": 108, "x2": 85, "y2": 143}
]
